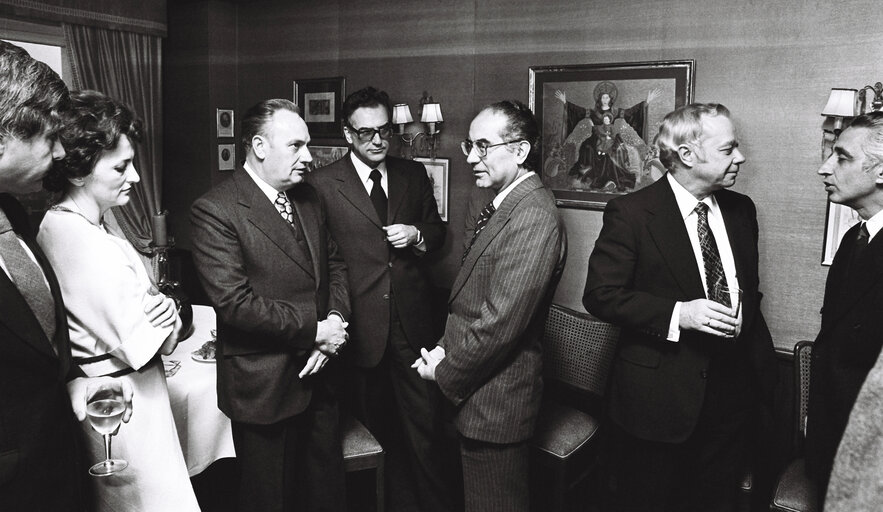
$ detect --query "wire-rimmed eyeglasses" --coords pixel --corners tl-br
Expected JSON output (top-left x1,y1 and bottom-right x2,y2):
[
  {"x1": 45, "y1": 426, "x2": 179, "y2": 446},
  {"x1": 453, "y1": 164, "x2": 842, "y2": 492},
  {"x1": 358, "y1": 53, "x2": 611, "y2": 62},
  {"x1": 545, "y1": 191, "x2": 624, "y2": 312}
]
[
  {"x1": 460, "y1": 139, "x2": 524, "y2": 157},
  {"x1": 346, "y1": 124, "x2": 393, "y2": 142}
]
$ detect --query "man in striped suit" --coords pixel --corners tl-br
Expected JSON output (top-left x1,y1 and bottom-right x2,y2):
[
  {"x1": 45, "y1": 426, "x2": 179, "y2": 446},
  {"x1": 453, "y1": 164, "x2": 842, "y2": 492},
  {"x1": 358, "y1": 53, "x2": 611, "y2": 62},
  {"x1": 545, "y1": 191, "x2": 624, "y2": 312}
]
[{"x1": 414, "y1": 100, "x2": 567, "y2": 512}]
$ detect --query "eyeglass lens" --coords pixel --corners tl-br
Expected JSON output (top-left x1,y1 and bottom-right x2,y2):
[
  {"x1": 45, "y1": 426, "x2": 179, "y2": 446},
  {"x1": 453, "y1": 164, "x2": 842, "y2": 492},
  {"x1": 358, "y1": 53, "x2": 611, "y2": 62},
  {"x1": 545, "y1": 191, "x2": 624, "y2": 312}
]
[{"x1": 351, "y1": 125, "x2": 392, "y2": 141}]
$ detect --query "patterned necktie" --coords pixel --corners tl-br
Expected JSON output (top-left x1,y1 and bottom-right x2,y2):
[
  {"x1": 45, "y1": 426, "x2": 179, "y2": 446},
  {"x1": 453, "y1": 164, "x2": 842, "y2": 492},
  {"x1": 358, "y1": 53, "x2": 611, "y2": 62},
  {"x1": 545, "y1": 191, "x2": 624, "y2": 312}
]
[
  {"x1": 274, "y1": 191, "x2": 303, "y2": 241},
  {"x1": 694, "y1": 202, "x2": 730, "y2": 307},
  {"x1": 369, "y1": 169, "x2": 388, "y2": 224},
  {"x1": 0, "y1": 210, "x2": 56, "y2": 343},
  {"x1": 462, "y1": 201, "x2": 496, "y2": 263}
]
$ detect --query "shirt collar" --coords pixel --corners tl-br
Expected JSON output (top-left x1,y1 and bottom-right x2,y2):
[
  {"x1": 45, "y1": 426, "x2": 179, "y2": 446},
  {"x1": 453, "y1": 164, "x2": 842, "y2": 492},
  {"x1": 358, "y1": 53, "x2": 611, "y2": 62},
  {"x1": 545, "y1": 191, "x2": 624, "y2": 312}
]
[
  {"x1": 667, "y1": 173, "x2": 721, "y2": 220},
  {"x1": 493, "y1": 172, "x2": 535, "y2": 209},
  {"x1": 350, "y1": 151, "x2": 386, "y2": 186},
  {"x1": 864, "y1": 209, "x2": 883, "y2": 241},
  {"x1": 243, "y1": 161, "x2": 284, "y2": 204}
]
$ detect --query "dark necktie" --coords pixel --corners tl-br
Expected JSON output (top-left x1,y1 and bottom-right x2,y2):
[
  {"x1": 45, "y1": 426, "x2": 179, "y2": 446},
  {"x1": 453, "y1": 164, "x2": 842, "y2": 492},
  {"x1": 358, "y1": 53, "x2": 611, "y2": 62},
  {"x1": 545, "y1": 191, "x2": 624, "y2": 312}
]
[
  {"x1": 369, "y1": 169, "x2": 388, "y2": 224},
  {"x1": 0, "y1": 210, "x2": 56, "y2": 343},
  {"x1": 274, "y1": 191, "x2": 303, "y2": 242},
  {"x1": 462, "y1": 201, "x2": 496, "y2": 263},
  {"x1": 848, "y1": 222, "x2": 870, "y2": 276},
  {"x1": 695, "y1": 202, "x2": 730, "y2": 307}
]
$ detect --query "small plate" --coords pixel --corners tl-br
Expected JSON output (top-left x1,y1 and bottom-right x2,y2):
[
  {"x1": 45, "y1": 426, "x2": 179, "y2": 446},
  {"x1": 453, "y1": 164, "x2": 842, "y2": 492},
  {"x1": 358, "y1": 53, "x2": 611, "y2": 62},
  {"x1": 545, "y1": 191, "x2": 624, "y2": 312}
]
[
  {"x1": 190, "y1": 351, "x2": 215, "y2": 363},
  {"x1": 190, "y1": 340, "x2": 216, "y2": 363}
]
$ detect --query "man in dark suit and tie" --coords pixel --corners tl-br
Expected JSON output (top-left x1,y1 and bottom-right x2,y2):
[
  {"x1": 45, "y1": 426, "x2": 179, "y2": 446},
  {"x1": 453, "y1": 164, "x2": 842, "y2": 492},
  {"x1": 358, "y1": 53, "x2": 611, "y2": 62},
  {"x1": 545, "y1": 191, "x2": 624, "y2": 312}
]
[
  {"x1": 309, "y1": 86, "x2": 454, "y2": 511},
  {"x1": 584, "y1": 103, "x2": 777, "y2": 511},
  {"x1": 805, "y1": 111, "x2": 883, "y2": 506},
  {"x1": 191, "y1": 99, "x2": 350, "y2": 512},
  {"x1": 415, "y1": 100, "x2": 566, "y2": 512},
  {"x1": 0, "y1": 40, "x2": 152, "y2": 510}
]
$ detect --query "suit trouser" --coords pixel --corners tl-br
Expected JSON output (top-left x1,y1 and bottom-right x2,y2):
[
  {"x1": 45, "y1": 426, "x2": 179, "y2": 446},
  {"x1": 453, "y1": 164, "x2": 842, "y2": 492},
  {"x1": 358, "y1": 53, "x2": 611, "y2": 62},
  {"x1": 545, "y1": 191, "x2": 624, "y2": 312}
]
[
  {"x1": 231, "y1": 377, "x2": 345, "y2": 512},
  {"x1": 609, "y1": 350, "x2": 754, "y2": 512},
  {"x1": 345, "y1": 301, "x2": 459, "y2": 512},
  {"x1": 459, "y1": 436, "x2": 530, "y2": 512}
]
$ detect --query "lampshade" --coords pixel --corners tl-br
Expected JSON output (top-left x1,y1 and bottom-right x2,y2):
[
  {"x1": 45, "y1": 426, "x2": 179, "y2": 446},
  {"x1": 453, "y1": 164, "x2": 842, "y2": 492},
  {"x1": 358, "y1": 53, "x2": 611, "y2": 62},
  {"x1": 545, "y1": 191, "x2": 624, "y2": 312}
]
[
  {"x1": 421, "y1": 103, "x2": 443, "y2": 123},
  {"x1": 392, "y1": 103, "x2": 413, "y2": 124},
  {"x1": 821, "y1": 88, "x2": 857, "y2": 117}
]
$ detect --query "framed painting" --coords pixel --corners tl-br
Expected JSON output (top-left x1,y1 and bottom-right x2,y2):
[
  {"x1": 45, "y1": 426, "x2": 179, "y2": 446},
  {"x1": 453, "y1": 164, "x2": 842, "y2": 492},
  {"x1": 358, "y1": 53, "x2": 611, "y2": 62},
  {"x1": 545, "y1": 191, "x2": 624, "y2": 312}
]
[
  {"x1": 308, "y1": 145, "x2": 348, "y2": 172},
  {"x1": 216, "y1": 108, "x2": 234, "y2": 138},
  {"x1": 293, "y1": 77, "x2": 346, "y2": 139},
  {"x1": 529, "y1": 60, "x2": 695, "y2": 210},
  {"x1": 218, "y1": 143, "x2": 235, "y2": 171},
  {"x1": 415, "y1": 157, "x2": 449, "y2": 222}
]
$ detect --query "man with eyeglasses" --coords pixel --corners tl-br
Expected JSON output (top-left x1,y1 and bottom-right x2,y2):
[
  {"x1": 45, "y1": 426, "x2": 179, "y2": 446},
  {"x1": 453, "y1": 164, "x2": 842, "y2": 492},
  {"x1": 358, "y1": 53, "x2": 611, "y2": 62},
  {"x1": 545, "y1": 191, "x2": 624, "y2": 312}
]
[
  {"x1": 414, "y1": 100, "x2": 566, "y2": 512},
  {"x1": 309, "y1": 86, "x2": 454, "y2": 511}
]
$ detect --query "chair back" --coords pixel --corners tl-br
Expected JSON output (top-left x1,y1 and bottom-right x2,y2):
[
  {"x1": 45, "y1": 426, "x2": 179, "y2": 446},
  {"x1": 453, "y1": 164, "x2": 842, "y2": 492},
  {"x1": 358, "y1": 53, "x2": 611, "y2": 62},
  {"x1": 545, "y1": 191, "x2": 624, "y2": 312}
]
[
  {"x1": 542, "y1": 304, "x2": 620, "y2": 396},
  {"x1": 794, "y1": 340, "x2": 813, "y2": 442}
]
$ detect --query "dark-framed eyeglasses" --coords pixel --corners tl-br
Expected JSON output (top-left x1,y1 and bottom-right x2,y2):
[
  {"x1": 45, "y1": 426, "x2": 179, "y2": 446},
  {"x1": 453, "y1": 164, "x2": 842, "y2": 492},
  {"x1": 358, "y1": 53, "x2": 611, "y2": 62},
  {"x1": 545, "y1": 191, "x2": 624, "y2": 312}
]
[
  {"x1": 346, "y1": 124, "x2": 393, "y2": 142},
  {"x1": 460, "y1": 139, "x2": 524, "y2": 158}
]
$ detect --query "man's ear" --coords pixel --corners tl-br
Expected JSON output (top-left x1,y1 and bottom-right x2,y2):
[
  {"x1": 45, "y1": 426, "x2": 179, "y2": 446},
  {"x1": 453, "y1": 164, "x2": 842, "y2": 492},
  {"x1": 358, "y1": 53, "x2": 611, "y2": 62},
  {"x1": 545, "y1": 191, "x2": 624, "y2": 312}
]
[
  {"x1": 676, "y1": 144, "x2": 695, "y2": 168},
  {"x1": 342, "y1": 126, "x2": 354, "y2": 146},
  {"x1": 873, "y1": 161, "x2": 883, "y2": 184},
  {"x1": 251, "y1": 135, "x2": 266, "y2": 160},
  {"x1": 513, "y1": 140, "x2": 530, "y2": 165}
]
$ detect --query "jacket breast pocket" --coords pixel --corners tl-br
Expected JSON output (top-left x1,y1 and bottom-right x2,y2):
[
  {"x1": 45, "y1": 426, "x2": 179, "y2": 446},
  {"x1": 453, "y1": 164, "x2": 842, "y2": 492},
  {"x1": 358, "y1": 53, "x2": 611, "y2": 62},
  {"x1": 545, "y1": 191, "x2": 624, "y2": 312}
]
[{"x1": 617, "y1": 343, "x2": 662, "y2": 369}]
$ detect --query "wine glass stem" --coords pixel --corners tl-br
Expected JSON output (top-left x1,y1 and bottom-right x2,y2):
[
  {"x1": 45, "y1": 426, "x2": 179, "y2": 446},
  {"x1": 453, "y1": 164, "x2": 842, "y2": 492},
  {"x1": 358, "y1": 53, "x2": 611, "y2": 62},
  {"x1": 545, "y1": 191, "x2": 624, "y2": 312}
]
[{"x1": 103, "y1": 434, "x2": 113, "y2": 462}]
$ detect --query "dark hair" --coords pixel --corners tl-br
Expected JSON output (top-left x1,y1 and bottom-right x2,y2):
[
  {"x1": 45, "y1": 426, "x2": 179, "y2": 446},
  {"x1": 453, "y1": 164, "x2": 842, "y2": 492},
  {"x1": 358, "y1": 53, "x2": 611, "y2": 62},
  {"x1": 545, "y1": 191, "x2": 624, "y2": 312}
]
[
  {"x1": 482, "y1": 100, "x2": 541, "y2": 172},
  {"x1": 241, "y1": 98, "x2": 299, "y2": 152},
  {"x1": 656, "y1": 103, "x2": 731, "y2": 172},
  {"x1": 342, "y1": 86, "x2": 391, "y2": 125},
  {"x1": 43, "y1": 90, "x2": 142, "y2": 193},
  {"x1": 0, "y1": 40, "x2": 69, "y2": 140}
]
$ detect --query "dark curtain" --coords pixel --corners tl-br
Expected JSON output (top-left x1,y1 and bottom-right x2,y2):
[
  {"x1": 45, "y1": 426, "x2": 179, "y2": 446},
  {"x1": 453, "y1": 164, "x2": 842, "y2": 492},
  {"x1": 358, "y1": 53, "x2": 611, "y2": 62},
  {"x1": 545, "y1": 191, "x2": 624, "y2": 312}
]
[{"x1": 62, "y1": 23, "x2": 162, "y2": 257}]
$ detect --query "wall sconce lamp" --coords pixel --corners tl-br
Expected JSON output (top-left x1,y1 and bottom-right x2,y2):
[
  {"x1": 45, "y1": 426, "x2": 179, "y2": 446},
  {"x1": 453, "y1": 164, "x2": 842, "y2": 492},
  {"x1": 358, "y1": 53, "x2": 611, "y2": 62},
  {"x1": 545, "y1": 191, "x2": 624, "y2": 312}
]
[
  {"x1": 392, "y1": 99, "x2": 443, "y2": 159},
  {"x1": 821, "y1": 83, "x2": 883, "y2": 158}
]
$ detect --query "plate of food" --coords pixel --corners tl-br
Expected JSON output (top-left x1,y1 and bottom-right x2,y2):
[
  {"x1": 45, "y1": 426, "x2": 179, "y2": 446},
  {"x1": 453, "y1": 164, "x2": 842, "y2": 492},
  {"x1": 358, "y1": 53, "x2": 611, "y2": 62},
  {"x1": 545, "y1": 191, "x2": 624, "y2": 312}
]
[{"x1": 191, "y1": 339, "x2": 216, "y2": 363}]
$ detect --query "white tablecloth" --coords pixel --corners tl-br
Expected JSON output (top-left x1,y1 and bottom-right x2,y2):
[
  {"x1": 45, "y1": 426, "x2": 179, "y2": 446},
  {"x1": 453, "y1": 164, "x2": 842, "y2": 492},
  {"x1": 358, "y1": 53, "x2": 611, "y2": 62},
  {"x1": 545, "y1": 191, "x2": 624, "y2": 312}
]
[{"x1": 163, "y1": 305, "x2": 236, "y2": 476}]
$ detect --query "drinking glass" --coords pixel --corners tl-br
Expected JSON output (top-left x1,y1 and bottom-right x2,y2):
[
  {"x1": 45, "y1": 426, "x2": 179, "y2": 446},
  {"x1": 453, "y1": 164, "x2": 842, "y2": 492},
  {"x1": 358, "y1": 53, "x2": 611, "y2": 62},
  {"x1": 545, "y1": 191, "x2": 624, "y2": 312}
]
[{"x1": 85, "y1": 380, "x2": 128, "y2": 476}]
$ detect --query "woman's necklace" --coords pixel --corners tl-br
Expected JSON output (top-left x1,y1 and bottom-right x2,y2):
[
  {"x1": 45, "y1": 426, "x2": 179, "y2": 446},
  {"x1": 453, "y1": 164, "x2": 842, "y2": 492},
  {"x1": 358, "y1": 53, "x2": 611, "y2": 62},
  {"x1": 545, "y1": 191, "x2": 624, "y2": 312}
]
[{"x1": 50, "y1": 202, "x2": 103, "y2": 228}]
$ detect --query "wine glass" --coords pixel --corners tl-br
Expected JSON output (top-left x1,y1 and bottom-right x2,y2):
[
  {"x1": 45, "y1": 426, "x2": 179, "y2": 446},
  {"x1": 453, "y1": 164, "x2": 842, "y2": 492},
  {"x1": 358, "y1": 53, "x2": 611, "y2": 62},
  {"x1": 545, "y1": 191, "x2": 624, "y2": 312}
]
[{"x1": 85, "y1": 380, "x2": 128, "y2": 476}]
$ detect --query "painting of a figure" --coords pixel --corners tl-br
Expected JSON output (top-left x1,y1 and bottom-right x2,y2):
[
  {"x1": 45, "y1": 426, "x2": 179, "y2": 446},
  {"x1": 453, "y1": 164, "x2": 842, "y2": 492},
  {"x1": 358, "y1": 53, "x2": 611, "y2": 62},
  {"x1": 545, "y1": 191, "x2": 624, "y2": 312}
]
[{"x1": 530, "y1": 61, "x2": 695, "y2": 209}]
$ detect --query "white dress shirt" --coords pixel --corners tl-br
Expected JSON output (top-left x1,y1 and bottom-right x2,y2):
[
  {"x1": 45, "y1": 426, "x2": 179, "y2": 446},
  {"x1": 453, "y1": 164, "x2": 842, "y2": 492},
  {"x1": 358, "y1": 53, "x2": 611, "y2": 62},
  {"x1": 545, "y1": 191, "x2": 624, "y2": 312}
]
[{"x1": 666, "y1": 173, "x2": 738, "y2": 341}]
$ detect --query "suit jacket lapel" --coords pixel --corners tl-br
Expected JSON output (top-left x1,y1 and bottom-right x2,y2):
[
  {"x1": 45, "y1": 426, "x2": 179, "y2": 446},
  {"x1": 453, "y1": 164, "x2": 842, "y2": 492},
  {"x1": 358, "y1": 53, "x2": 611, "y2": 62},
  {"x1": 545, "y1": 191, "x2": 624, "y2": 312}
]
[
  {"x1": 335, "y1": 155, "x2": 385, "y2": 229},
  {"x1": 716, "y1": 191, "x2": 751, "y2": 288},
  {"x1": 387, "y1": 160, "x2": 410, "y2": 223},
  {"x1": 450, "y1": 175, "x2": 542, "y2": 303},
  {"x1": 0, "y1": 198, "x2": 57, "y2": 359},
  {"x1": 236, "y1": 171, "x2": 314, "y2": 278},
  {"x1": 645, "y1": 178, "x2": 705, "y2": 299},
  {"x1": 289, "y1": 186, "x2": 321, "y2": 284}
]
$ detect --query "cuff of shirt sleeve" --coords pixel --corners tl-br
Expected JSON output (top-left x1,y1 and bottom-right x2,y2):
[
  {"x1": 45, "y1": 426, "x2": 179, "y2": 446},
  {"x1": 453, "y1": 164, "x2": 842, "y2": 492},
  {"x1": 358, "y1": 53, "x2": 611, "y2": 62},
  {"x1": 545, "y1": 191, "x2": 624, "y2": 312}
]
[
  {"x1": 413, "y1": 229, "x2": 427, "y2": 253},
  {"x1": 667, "y1": 302, "x2": 682, "y2": 342},
  {"x1": 327, "y1": 310, "x2": 345, "y2": 323}
]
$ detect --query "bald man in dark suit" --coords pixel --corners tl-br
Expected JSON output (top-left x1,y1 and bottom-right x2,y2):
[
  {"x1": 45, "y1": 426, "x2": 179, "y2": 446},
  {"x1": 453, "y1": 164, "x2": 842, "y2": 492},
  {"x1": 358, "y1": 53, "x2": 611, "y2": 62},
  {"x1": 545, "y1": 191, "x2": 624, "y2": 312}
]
[{"x1": 416, "y1": 100, "x2": 566, "y2": 512}]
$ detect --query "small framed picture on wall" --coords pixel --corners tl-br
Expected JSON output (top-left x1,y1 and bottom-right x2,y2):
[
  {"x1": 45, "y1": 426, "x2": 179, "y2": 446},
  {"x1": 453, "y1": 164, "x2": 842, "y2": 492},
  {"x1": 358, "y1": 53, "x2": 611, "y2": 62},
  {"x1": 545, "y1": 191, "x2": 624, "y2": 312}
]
[
  {"x1": 217, "y1": 109, "x2": 234, "y2": 138},
  {"x1": 415, "y1": 157, "x2": 449, "y2": 222},
  {"x1": 218, "y1": 144, "x2": 236, "y2": 171},
  {"x1": 293, "y1": 77, "x2": 346, "y2": 139}
]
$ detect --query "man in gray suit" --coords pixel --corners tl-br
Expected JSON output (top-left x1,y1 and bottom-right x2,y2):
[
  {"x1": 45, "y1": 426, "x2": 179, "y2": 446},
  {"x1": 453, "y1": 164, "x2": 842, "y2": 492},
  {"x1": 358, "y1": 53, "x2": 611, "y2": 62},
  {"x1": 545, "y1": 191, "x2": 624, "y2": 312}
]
[
  {"x1": 191, "y1": 99, "x2": 350, "y2": 512},
  {"x1": 415, "y1": 100, "x2": 566, "y2": 512}
]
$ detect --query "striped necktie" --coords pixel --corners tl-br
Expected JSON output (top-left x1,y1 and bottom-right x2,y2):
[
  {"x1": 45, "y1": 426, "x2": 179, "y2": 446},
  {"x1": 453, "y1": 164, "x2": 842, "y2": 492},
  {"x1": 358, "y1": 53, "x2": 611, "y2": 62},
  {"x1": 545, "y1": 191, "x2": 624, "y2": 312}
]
[{"x1": 462, "y1": 201, "x2": 496, "y2": 263}]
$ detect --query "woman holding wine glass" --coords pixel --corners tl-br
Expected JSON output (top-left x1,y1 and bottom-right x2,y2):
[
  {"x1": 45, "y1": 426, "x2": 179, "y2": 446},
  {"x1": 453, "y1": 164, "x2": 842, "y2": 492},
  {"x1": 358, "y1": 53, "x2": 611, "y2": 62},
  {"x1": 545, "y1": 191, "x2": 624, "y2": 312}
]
[{"x1": 37, "y1": 90, "x2": 200, "y2": 511}]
